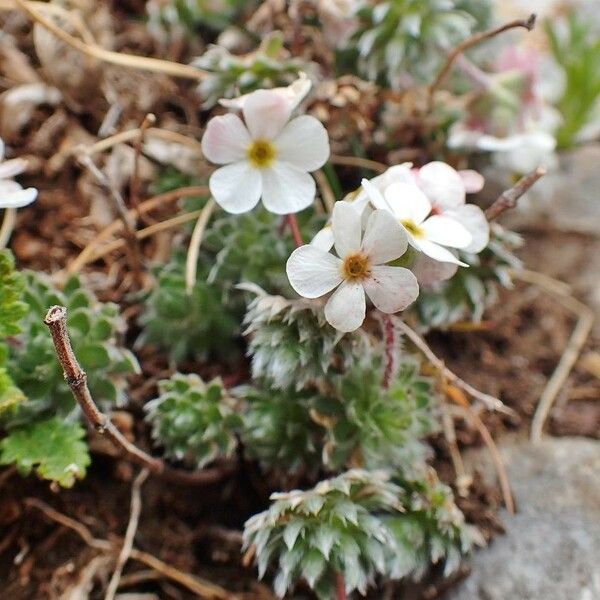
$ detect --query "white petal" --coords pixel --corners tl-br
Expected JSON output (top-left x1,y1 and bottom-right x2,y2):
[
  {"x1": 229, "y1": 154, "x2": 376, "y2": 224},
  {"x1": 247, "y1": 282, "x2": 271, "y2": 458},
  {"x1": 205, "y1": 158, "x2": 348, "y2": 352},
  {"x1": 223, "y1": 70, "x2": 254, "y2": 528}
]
[
  {"x1": 209, "y1": 162, "x2": 261, "y2": 214},
  {"x1": 0, "y1": 187, "x2": 37, "y2": 208},
  {"x1": 412, "y1": 254, "x2": 458, "y2": 286},
  {"x1": 0, "y1": 158, "x2": 27, "y2": 179},
  {"x1": 286, "y1": 245, "x2": 343, "y2": 298},
  {"x1": 332, "y1": 200, "x2": 362, "y2": 258},
  {"x1": 416, "y1": 162, "x2": 465, "y2": 210},
  {"x1": 275, "y1": 116, "x2": 330, "y2": 171},
  {"x1": 361, "y1": 178, "x2": 389, "y2": 211},
  {"x1": 324, "y1": 281, "x2": 366, "y2": 332},
  {"x1": 361, "y1": 209, "x2": 407, "y2": 264},
  {"x1": 421, "y1": 215, "x2": 472, "y2": 249},
  {"x1": 448, "y1": 205, "x2": 489, "y2": 253},
  {"x1": 260, "y1": 163, "x2": 316, "y2": 214},
  {"x1": 384, "y1": 182, "x2": 431, "y2": 224},
  {"x1": 243, "y1": 90, "x2": 292, "y2": 140},
  {"x1": 310, "y1": 225, "x2": 334, "y2": 251},
  {"x1": 363, "y1": 266, "x2": 419, "y2": 313},
  {"x1": 414, "y1": 239, "x2": 468, "y2": 266},
  {"x1": 201, "y1": 114, "x2": 250, "y2": 165},
  {"x1": 459, "y1": 169, "x2": 485, "y2": 193}
]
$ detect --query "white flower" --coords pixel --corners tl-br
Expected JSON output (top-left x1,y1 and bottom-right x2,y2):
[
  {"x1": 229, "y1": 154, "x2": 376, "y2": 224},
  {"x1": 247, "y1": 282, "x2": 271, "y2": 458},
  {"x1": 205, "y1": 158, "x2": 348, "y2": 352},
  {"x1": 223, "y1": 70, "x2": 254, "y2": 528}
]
[
  {"x1": 361, "y1": 178, "x2": 472, "y2": 266},
  {"x1": 202, "y1": 88, "x2": 330, "y2": 215},
  {"x1": 412, "y1": 162, "x2": 489, "y2": 254},
  {"x1": 218, "y1": 73, "x2": 312, "y2": 111},
  {"x1": 310, "y1": 163, "x2": 414, "y2": 251},
  {"x1": 0, "y1": 139, "x2": 37, "y2": 209},
  {"x1": 286, "y1": 201, "x2": 418, "y2": 332}
]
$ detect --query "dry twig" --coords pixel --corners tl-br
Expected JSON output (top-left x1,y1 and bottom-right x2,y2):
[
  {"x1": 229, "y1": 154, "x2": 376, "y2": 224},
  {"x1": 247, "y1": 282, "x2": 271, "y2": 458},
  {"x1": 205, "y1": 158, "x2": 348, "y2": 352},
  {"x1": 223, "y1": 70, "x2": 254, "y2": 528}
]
[
  {"x1": 44, "y1": 306, "x2": 235, "y2": 485},
  {"x1": 25, "y1": 498, "x2": 238, "y2": 599},
  {"x1": 78, "y1": 154, "x2": 144, "y2": 284},
  {"x1": 485, "y1": 167, "x2": 546, "y2": 220},
  {"x1": 427, "y1": 14, "x2": 537, "y2": 111},
  {"x1": 130, "y1": 114, "x2": 157, "y2": 223}
]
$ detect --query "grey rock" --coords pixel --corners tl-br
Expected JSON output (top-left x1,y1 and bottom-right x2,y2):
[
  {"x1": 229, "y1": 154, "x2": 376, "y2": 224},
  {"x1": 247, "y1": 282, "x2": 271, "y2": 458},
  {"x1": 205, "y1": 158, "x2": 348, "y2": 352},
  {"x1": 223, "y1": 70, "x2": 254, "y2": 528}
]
[
  {"x1": 446, "y1": 437, "x2": 600, "y2": 600},
  {"x1": 499, "y1": 144, "x2": 600, "y2": 236}
]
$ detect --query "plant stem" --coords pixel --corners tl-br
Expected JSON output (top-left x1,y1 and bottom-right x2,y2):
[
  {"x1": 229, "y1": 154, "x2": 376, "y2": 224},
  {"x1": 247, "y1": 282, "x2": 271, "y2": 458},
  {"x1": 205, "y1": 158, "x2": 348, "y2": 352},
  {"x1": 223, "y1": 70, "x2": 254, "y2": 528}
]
[
  {"x1": 286, "y1": 214, "x2": 303, "y2": 248},
  {"x1": 381, "y1": 313, "x2": 396, "y2": 389}
]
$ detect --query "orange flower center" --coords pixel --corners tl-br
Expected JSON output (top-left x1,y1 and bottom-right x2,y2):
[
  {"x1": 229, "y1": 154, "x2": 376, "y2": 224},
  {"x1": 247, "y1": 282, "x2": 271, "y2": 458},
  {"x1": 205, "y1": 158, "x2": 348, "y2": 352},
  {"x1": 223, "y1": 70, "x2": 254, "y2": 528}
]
[{"x1": 342, "y1": 252, "x2": 371, "y2": 281}]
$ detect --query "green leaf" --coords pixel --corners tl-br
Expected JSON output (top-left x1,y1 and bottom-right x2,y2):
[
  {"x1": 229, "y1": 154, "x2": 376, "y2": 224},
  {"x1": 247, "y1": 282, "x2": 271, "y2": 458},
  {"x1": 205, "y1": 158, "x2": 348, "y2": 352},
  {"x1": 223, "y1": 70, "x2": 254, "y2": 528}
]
[
  {"x1": 0, "y1": 250, "x2": 26, "y2": 339},
  {"x1": 0, "y1": 418, "x2": 90, "y2": 487}
]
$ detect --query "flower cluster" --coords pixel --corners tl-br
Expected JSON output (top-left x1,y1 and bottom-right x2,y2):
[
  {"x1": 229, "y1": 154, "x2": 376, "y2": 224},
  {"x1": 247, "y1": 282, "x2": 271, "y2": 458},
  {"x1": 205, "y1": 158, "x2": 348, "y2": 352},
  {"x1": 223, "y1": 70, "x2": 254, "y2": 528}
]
[{"x1": 285, "y1": 161, "x2": 489, "y2": 331}]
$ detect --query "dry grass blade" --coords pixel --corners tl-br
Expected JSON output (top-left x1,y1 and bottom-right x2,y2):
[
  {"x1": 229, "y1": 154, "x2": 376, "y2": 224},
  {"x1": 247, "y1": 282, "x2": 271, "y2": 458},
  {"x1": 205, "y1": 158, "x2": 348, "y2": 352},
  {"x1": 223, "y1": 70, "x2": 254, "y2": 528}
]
[
  {"x1": 104, "y1": 468, "x2": 149, "y2": 600},
  {"x1": 185, "y1": 199, "x2": 216, "y2": 295},
  {"x1": 395, "y1": 319, "x2": 518, "y2": 417},
  {"x1": 447, "y1": 404, "x2": 515, "y2": 515},
  {"x1": 0, "y1": 207, "x2": 17, "y2": 249},
  {"x1": 329, "y1": 154, "x2": 387, "y2": 173},
  {"x1": 12, "y1": 0, "x2": 207, "y2": 80},
  {"x1": 509, "y1": 270, "x2": 596, "y2": 443}
]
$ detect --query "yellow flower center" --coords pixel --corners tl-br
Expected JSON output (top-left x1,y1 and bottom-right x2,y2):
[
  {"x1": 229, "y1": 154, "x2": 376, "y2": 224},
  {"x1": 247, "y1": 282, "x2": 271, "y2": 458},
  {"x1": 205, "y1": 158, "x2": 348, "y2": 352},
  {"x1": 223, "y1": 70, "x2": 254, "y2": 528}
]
[
  {"x1": 401, "y1": 220, "x2": 423, "y2": 238},
  {"x1": 247, "y1": 139, "x2": 276, "y2": 168},
  {"x1": 342, "y1": 252, "x2": 371, "y2": 281}
]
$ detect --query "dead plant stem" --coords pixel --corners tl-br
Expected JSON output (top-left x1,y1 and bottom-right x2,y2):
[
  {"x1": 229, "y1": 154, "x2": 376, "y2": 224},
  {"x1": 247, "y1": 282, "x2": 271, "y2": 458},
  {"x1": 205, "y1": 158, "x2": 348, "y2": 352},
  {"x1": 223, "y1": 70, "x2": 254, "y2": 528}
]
[{"x1": 485, "y1": 167, "x2": 546, "y2": 220}]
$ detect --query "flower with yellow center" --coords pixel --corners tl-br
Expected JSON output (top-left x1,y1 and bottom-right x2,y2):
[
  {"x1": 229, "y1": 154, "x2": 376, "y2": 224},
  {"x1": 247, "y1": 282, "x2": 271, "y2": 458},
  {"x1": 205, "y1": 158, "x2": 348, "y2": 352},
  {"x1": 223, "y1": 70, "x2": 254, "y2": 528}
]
[
  {"x1": 361, "y1": 178, "x2": 472, "y2": 266},
  {"x1": 201, "y1": 89, "x2": 330, "y2": 215},
  {"x1": 286, "y1": 201, "x2": 419, "y2": 332}
]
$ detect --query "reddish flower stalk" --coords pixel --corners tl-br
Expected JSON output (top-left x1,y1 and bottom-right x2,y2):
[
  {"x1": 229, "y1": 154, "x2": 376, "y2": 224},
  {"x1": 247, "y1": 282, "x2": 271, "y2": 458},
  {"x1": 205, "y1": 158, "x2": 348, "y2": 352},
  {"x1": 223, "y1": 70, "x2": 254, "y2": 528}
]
[
  {"x1": 382, "y1": 313, "x2": 396, "y2": 389},
  {"x1": 286, "y1": 213, "x2": 303, "y2": 248},
  {"x1": 335, "y1": 573, "x2": 346, "y2": 600}
]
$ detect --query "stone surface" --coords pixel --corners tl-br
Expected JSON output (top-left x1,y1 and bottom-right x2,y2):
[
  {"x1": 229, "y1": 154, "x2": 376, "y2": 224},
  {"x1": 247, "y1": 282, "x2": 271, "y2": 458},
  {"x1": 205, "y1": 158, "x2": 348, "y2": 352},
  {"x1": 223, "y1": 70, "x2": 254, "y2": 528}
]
[
  {"x1": 446, "y1": 437, "x2": 600, "y2": 600},
  {"x1": 499, "y1": 144, "x2": 600, "y2": 236}
]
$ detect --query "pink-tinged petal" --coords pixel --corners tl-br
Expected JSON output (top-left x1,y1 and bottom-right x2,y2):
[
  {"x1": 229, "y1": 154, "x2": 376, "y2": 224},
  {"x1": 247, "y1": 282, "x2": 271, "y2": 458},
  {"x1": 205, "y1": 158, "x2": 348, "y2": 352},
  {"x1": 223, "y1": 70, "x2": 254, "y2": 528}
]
[
  {"x1": 0, "y1": 186, "x2": 37, "y2": 209},
  {"x1": 412, "y1": 254, "x2": 458, "y2": 286},
  {"x1": 286, "y1": 245, "x2": 343, "y2": 298},
  {"x1": 324, "y1": 281, "x2": 366, "y2": 332},
  {"x1": 310, "y1": 224, "x2": 334, "y2": 251},
  {"x1": 413, "y1": 239, "x2": 468, "y2": 266},
  {"x1": 363, "y1": 266, "x2": 419, "y2": 313},
  {"x1": 421, "y1": 215, "x2": 472, "y2": 249},
  {"x1": 0, "y1": 158, "x2": 27, "y2": 179},
  {"x1": 459, "y1": 169, "x2": 485, "y2": 193},
  {"x1": 209, "y1": 162, "x2": 261, "y2": 214},
  {"x1": 361, "y1": 209, "x2": 407, "y2": 264},
  {"x1": 260, "y1": 163, "x2": 315, "y2": 214},
  {"x1": 332, "y1": 200, "x2": 362, "y2": 258},
  {"x1": 384, "y1": 182, "x2": 431, "y2": 224},
  {"x1": 243, "y1": 90, "x2": 292, "y2": 140},
  {"x1": 201, "y1": 114, "x2": 250, "y2": 165},
  {"x1": 276, "y1": 116, "x2": 330, "y2": 171},
  {"x1": 361, "y1": 178, "x2": 389, "y2": 211},
  {"x1": 417, "y1": 161, "x2": 465, "y2": 209},
  {"x1": 448, "y1": 205, "x2": 489, "y2": 253}
]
